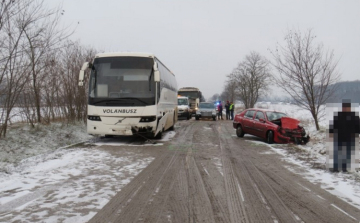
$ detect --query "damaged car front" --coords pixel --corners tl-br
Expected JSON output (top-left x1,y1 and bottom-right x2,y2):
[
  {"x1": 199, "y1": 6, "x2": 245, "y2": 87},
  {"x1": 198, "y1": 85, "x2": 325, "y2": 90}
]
[
  {"x1": 233, "y1": 109, "x2": 310, "y2": 144},
  {"x1": 266, "y1": 111, "x2": 310, "y2": 144}
]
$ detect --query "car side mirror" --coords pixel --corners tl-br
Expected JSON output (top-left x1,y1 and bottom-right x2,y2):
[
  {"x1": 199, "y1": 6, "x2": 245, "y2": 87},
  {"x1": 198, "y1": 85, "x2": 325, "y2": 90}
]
[{"x1": 259, "y1": 118, "x2": 265, "y2": 122}]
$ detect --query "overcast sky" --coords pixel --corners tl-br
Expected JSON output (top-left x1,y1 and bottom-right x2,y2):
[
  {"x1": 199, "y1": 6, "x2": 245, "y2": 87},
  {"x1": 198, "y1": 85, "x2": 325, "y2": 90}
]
[{"x1": 49, "y1": 0, "x2": 360, "y2": 99}]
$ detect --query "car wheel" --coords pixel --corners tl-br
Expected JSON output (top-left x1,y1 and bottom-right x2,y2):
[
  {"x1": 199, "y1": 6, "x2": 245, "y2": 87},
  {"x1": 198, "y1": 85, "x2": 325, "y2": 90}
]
[
  {"x1": 213, "y1": 116, "x2": 216, "y2": 121},
  {"x1": 267, "y1": 131, "x2": 274, "y2": 144},
  {"x1": 236, "y1": 125, "x2": 245, "y2": 137},
  {"x1": 195, "y1": 116, "x2": 199, "y2": 120},
  {"x1": 187, "y1": 114, "x2": 190, "y2": 120}
]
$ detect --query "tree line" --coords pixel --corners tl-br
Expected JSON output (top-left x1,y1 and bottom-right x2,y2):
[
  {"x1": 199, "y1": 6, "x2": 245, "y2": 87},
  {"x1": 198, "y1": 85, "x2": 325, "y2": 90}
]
[
  {"x1": 220, "y1": 29, "x2": 341, "y2": 131},
  {"x1": 0, "y1": 0, "x2": 96, "y2": 138}
]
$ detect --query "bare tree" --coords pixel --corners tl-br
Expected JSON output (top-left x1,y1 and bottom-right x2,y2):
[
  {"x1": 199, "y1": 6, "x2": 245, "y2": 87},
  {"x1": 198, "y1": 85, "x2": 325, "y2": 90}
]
[
  {"x1": 57, "y1": 41, "x2": 95, "y2": 123},
  {"x1": 209, "y1": 93, "x2": 220, "y2": 102},
  {"x1": 0, "y1": 0, "x2": 34, "y2": 136},
  {"x1": 22, "y1": 0, "x2": 72, "y2": 123},
  {"x1": 221, "y1": 79, "x2": 237, "y2": 103},
  {"x1": 271, "y1": 29, "x2": 340, "y2": 130},
  {"x1": 0, "y1": 0, "x2": 95, "y2": 138},
  {"x1": 231, "y1": 51, "x2": 271, "y2": 109}
]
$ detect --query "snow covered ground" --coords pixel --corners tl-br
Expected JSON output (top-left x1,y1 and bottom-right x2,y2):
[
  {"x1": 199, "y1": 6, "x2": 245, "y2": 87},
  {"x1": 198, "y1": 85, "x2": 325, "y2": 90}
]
[
  {"x1": 0, "y1": 122, "x2": 176, "y2": 222},
  {"x1": 0, "y1": 103, "x2": 360, "y2": 222},
  {"x1": 250, "y1": 102, "x2": 360, "y2": 209}
]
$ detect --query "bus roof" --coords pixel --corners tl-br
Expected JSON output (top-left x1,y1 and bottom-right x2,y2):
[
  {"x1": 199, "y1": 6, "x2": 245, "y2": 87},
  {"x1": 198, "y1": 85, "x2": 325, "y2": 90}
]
[
  {"x1": 95, "y1": 52, "x2": 155, "y2": 58},
  {"x1": 178, "y1": 87, "x2": 200, "y2": 91}
]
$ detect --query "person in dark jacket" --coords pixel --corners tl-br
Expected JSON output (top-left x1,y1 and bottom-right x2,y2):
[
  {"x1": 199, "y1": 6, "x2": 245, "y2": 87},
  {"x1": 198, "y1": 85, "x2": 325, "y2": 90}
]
[
  {"x1": 328, "y1": 100, "x2": 360, "y2": 172},
  {"x1": 225, "y1": 101, "x2": 230, "y2": 120},
  {"x1": 217, "y1": 102, "x2": 223, "y2": 120}
]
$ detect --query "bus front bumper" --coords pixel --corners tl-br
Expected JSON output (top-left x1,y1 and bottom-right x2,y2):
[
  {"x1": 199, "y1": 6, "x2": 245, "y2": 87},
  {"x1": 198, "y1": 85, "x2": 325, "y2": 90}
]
[{"x1": 87, "y1": 122, "x2": 155, "y2": 137}]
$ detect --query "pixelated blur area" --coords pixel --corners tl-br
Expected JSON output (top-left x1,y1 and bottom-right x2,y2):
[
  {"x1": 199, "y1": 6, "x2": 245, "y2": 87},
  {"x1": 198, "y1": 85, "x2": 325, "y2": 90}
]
[{"x1": 326, "y1": 100, "x2": 360, "y2": 172}]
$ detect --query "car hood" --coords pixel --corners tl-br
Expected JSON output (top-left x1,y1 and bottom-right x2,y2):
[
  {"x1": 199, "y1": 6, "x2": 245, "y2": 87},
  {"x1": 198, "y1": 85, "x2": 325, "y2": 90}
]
[
  {"x1": 281, "y1": 117, "x2": 300, "y2": 129},
  {"x1": 178, "y1": 105, "x2": 189, "y2": 109},
  {"x1": 198, "y1": 108, "x2": 215, "y2": 112}
]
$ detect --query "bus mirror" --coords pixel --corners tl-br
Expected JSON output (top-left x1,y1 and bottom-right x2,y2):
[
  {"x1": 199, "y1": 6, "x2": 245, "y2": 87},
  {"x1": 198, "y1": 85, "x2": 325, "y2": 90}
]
[
  {"x1": 154, "y1": 70, "x2": 160, "y2": 82},
  {"x1": 79, "y1": 70, "x2": 84, "y2": 86},
  {"x1": 81, "y1": 62, "x2": 89, "y2": 70},
  {"x1": 78, "y1": 62, "x2": 89, "y2": 86},
  {"x1": 153, "y1": 62, "x2": 158, "y2": 71}
]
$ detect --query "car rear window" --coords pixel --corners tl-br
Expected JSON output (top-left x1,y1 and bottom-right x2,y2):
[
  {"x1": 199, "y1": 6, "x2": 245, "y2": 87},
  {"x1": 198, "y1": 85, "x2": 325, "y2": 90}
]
[{"x1": 199, "y1": 103, "x2": 214, "y2": 109}]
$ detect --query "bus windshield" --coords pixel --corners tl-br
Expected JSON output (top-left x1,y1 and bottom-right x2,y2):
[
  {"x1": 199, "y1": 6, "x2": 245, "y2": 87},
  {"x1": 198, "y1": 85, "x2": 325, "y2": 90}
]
[
  {"x1": 88, "y1": 57, "x2": 156, "y2": 106},
  {"x1": 178, "y1": 91, "x2": 199, "y2": 98}
]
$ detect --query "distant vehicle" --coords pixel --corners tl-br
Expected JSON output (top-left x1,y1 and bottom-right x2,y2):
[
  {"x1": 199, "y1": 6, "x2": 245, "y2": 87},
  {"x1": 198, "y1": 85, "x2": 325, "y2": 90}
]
[
  {"x1": 78, "y1": 52, "x2": 178, "y2": 139},
  {"x1": 178, "y1": 87, "x2": 203, "y2": 115},
  {"x1": 233, "y1": 108, "x2": 310, "y2": 144},
  {"x1": 177, "y1": 96, "x2": 191, "y2": 120},
  {"x1": 195, "y1": 102, "x2": 217, "y2": 121}
]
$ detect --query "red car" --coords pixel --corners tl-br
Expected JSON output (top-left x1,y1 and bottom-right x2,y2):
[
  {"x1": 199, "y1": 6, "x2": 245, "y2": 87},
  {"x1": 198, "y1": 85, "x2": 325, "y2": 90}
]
[{"x1": 233, "y1": 108, "x2": 310, "y2": 144}]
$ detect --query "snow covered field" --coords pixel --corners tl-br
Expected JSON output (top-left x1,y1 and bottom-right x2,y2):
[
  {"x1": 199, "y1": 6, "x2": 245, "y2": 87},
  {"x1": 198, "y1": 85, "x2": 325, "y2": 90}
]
[
  {"x1": 0, "y1": 103, "x2": 359, "y2": 222},
  {"x1": 0, "y1": 121, "x2": 176, "y2": 222}
]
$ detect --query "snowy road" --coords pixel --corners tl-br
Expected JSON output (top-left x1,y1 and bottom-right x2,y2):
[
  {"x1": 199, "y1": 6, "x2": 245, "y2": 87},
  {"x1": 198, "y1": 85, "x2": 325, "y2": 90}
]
[
  {"x1": 1, "y1": 119, "x2": 360, "y2": 222},
  {"x1": 89, "y1": 120, "x2": 360, "y2": 223}
]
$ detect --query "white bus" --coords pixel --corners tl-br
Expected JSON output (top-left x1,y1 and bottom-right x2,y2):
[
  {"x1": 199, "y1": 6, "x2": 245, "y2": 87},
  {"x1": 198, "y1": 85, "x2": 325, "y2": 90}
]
[
  {"x1": 78, "y1": 52, "x2": 178, "y2": 139},
  {"x1": 178, "y1": 87, "x2": 202, "y2": 115}
]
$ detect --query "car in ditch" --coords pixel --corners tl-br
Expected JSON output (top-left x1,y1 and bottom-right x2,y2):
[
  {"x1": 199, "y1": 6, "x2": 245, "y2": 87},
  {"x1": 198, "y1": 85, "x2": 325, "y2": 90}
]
[
  {"x1": 195, "y1": 102, "x2": 217, "y2": 121},
  {"x1": 233, "y1": 108, "x2": 310, "y2": 144}
]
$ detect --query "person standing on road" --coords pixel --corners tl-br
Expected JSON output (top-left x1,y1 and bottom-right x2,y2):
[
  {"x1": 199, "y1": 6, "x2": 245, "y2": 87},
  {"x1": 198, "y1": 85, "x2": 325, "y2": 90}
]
[
  {"x1": 229, "y1": 102, "x2": 234, "y2": 120},
  {"x1": 225, "y1": 101, "x2": 230, "y2": 120},
  {"x1": 217, "y1": 101, "x2": 223, "y2": 120},
  {"x1": 328, "y1": 100, "x2": 360, "y2": 172}
]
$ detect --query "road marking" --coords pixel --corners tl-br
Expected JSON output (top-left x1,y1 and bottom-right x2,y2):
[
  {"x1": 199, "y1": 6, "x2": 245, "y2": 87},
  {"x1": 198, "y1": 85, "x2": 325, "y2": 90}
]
[
  {"x1": 254, "y1": 183, "x2": 267, "y2": 204},
  {"x1": 212, "y1": 157, "x2": 224, "y2": 176},
  {"x1": 293, "y1": 213, "x2": 304, "y2": 223},
  {"x1": 297, "y1": 183, "x2": 311, "y2": 192},
  {"x1": 331, "y1": 204, "x2": 357, "y2": 221},
  {"x1": 200, "y1": 163, "x2": 210, "y2": 176},
  {"x1": 203, "y1": 167, "x2": 210, "y2": 176},
  {"x1": 236, "y1": 181, "x2": 245, "y2": 202},
  {"x1": 316, "y1": 195, "x2": 326, "y2": 200}
]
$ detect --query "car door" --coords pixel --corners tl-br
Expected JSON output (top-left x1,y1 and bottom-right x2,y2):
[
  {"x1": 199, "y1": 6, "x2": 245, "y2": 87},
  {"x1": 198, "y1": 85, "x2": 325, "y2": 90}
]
[
  {"x1": 242, "y1": 110, "x2": 256, "y2": 134},
  {"x1": 252, "y1": 111, "x2": 267, "y2": 138}
]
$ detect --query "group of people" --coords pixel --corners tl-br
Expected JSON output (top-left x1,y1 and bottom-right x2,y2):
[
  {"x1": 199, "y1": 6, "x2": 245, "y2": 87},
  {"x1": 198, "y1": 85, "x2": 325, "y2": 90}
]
[{"x1": 217, "y1": 101, "x2": 234, "y2": 120}]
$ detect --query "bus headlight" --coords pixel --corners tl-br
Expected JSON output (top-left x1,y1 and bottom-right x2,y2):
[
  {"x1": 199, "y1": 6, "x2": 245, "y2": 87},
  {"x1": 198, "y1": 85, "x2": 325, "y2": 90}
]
[
  {"x1": 88, "y1": 115, "x2": 101, "y2": 121},
  {"x1": 140, "y1": 116, "x2": 156, "y2": 122}
]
